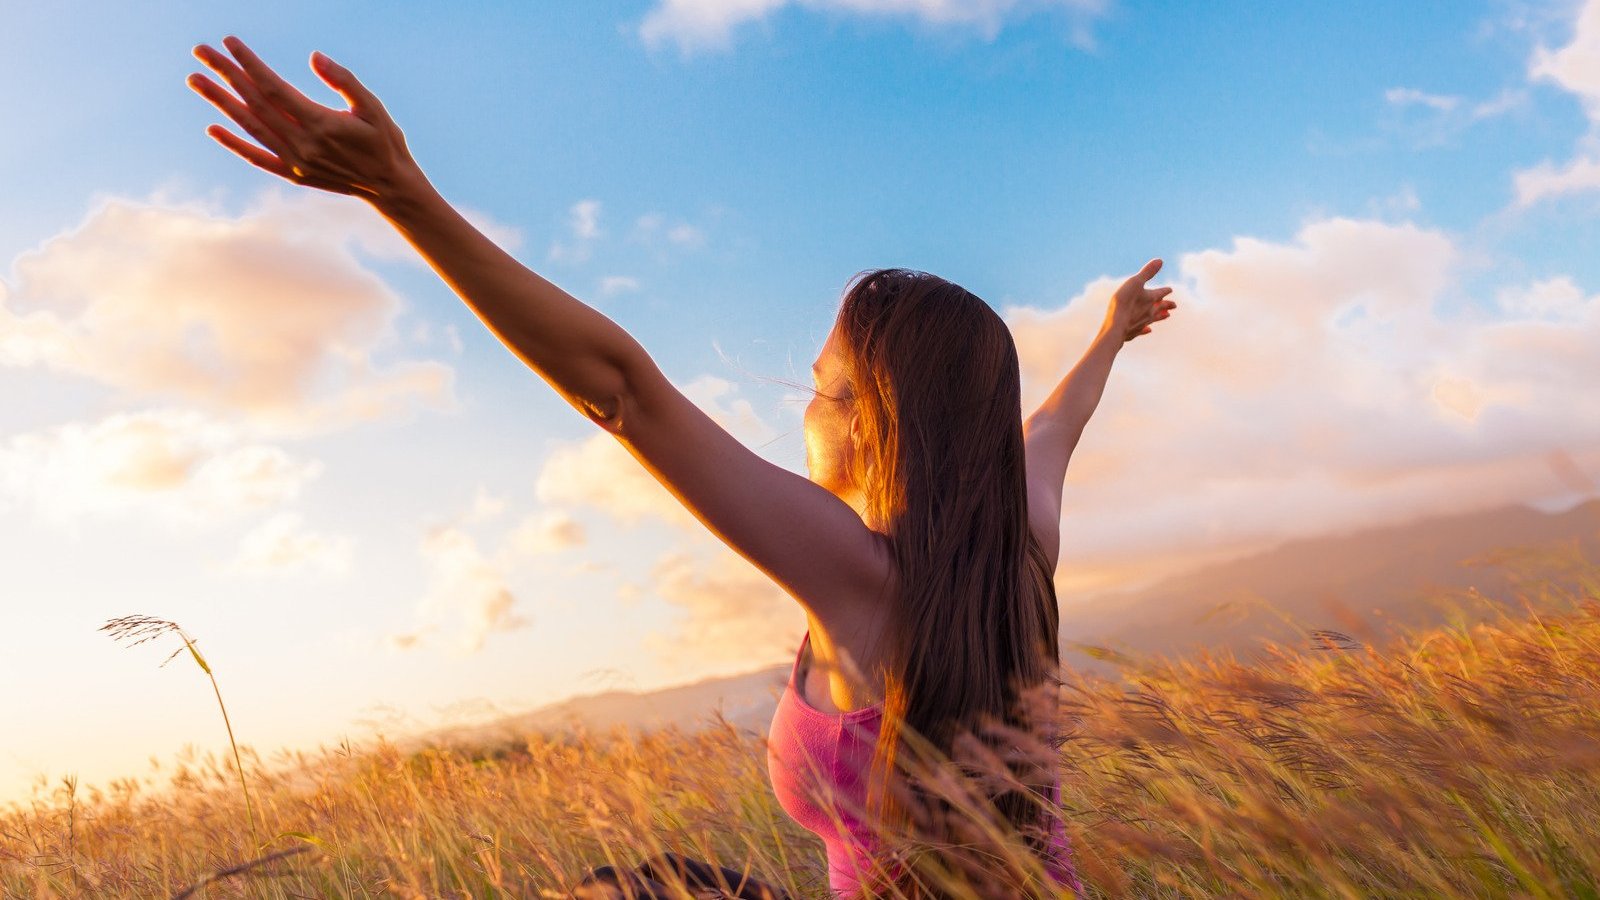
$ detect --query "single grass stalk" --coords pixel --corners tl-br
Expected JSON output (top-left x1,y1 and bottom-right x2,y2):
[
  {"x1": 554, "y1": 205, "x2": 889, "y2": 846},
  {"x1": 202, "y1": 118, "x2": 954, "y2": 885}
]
[{"x1": 101, "y1": 614, "x2": 260, "y2": 850}]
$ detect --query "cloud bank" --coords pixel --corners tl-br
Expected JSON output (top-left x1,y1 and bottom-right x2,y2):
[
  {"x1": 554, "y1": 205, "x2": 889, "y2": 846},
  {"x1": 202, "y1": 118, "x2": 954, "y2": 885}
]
[
  {"x1": 0, "y1": 408, "x2": 320, "y2": 529},
  {"x1": 0, "y1": 192, "x2": 457, "y2": 437},
  {"x1": 1004, "y1": 216, "x2": 1599, "y2": 593},
  {"x1": 1515, "y1": 0, "x2": 1600, "y2": 205},
  {"x1": 0, "y1": 189, "x2": 475, "y2": 592}
]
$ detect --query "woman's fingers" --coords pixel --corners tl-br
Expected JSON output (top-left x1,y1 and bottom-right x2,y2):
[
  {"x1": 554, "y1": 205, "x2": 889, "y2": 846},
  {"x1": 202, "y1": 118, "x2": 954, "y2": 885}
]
[
  {"x1": 205, "y1": 124, "x2": 293, "y2": 178},
  {"x1": 221, "y1": 35, "x2": 324, "y2": 124},
  {"x1": 310, "y1": 51, "x2": 390, "y2": 122},
  {"x1": 193, "y1": 44, "x2": 300, "y2": 145},
  {"x1": 187, "y1": 71, "x2": 293, "y2": 158},
  {"x1": 1127, "y1": 303, "x2": 1174, "y2": 336},
  {"x1": 1134, "y1": 297, "x2": 1176, "y2": 319},
  {"x1": 205, "y1": 124, "x2": 358, "y2": 194}
]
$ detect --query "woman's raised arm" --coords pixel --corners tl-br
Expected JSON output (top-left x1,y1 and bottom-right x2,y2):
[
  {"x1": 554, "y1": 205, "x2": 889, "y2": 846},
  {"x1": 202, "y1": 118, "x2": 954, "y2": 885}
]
[
  {"x1": 187, "y1": 37, "x2": 893, "y2": 624},
  {"x1": 1022, "y1": 259, "x2": 1176, "y2": 570}
]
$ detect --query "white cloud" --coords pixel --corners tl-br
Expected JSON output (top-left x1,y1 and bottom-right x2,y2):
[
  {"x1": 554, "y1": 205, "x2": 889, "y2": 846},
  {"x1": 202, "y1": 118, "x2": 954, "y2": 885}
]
[
  {"x1": 226, "y1": 512, "x2": 353, "y2": 576},
  {"x1": 465, "y1": 485, "x2": 509, "y2": 524},
  {"x1": 408, "y1": 320, "x2": 466, "y2": 355},
  {"x1": 499, "y1": 510, "x2": 588, "y2": 560},
  {"x1": 1379, "y1": 85, "x2": 1524, "y2": 149},
  {"x1": 1471, "y1": 87, "x2": 1528, "y2": 120},
  {"x1": 630, "y1": 212, "x2": 715, "y2": 258},
  {"x1": 549, "y1": 199, "x2": 605, "y2": 263},
  {"x1": 0, "y1": 193, "x2": 456, "y2": 436},
  {"x1": 641, "y1": 0, "x2": 787, "y2": 50},
  {"x1": 640, "y1": 0, "x2": 1109, "y2": 53},
  {"x1": 0, "y1": 408, "x2": 320, "y2": 529},
  {"x1": 545, "y1": 204, "x2": 716, "y2": 267},
  {"x1": 1365, "y1": 184, "x2": 1422, "y2": 219},
  {"x1": 1495, "y1": 275, "x2": 1590, "y2": 319},
  {"x1": 571, "y1": 200, "x2": 604, "y2": 240},
  {"x1": 399, "y1": 525, "x2": 530, "y2": 654},
  {"x1": 1530, "y1": 0, "x2": 1600, "y2": 118},
  {"x1": 394, "y1": 489, "x2": 594, "y2": 653},
  {"x1": 600, "y1": 275, "x2": 642, "y2": 296},
  {"x1": 1004, "y1": 216, "x2": 1600, "y2": 587},
  {"x1": 666, "y1": 223, "x2": 706, "y2": 247},
  {"x1": 1513, "y1": 151, "x2": 1600, "y2": 206},
  {"x1": 1514, "y1": 0, "x2": 1600, "y2": 204},
  {"x1": 1385, "y1": 87, "x2": 1461, "y2": 112}
]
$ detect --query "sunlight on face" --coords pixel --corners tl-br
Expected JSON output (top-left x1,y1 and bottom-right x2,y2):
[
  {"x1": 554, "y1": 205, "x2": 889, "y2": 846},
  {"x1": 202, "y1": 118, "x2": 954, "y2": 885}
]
[{"x1": 803, "y1": 327, "x2": 856, "y2": 497}]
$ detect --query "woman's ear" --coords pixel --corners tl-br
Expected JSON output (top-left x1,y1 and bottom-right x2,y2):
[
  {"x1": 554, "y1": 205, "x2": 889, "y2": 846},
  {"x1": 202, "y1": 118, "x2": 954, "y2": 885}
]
[{"x1": 848, "y1": 408, "x2": 875, "y2": 483}]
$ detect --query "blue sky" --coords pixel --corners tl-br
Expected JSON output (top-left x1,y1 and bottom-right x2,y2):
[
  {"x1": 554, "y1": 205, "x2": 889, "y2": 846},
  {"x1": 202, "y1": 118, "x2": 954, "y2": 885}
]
[{"x1": 2, "y1": 0, "x2": 1598, "y2": 804}]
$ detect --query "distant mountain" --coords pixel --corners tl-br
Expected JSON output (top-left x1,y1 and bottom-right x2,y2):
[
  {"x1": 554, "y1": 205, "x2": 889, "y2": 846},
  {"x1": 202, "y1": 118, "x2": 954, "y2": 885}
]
[
  {"x1": 1062, "y1": 497, "x2": 1600, "y2": 670},
  {"x1": 427, "y1": 661, "x2": 792, "y2": 749},
  {"x1": 438, "y1": 498, "x2": 1599, "y2": 745}
]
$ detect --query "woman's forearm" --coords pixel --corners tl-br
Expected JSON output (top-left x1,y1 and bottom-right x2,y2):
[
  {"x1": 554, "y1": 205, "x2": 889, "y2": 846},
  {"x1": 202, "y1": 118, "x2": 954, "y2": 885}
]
[
  {"x1": 371, "y1": 169, "x2": 647, "y2": 426},
  {"x1": 1028, "y1": 321, "x2": 1122, "y2": 432},
  {"x1": 1023, "y1": 321, "x2": 1123, "y2": 489}
]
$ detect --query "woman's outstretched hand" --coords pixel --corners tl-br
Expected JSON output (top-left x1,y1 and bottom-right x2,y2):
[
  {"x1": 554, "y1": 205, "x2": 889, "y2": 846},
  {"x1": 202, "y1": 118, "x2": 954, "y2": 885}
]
[
  {"x1": 1105, "y1": 258, "x2": 1178, "y2": 343},
  {"x1": 187, "y1": 36, "x2": 421, "y2": 203}
]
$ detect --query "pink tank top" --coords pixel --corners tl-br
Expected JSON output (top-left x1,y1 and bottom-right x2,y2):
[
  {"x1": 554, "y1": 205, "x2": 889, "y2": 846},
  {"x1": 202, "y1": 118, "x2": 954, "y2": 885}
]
[{"x1": 766, "y1": 630, "x2": 1082, "y2": 898}]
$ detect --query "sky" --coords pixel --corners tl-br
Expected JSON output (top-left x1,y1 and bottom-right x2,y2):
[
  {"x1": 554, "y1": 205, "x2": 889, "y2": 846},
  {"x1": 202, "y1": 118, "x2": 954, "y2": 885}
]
[{"x1": 2, "y1": 0, "x2": 1598, "y2": 805}]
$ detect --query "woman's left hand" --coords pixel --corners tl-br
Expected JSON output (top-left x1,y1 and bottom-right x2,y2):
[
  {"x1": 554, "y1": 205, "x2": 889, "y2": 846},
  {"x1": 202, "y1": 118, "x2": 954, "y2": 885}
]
[
  {"x1": 188, "y1": 36, "x2": 421, "y2": 203},
  {"x1": 1105, "y1": 258, "x2": 1178, "y2": 343}
]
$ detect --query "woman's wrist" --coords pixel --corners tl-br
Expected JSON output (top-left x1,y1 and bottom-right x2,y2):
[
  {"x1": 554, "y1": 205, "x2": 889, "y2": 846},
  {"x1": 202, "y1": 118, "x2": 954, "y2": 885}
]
[
  {"x1": 1093, "y1": 315, "x2": 1127, "y2": 353},
  {"x1": 368, "y1": 162, "x2": 439, "y2": 223}
]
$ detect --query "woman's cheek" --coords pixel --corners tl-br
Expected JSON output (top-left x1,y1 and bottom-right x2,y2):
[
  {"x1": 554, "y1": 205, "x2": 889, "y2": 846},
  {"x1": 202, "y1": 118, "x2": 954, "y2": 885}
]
[{"x1": 802, "y1": 397, "x2": 821, "y2": 478}]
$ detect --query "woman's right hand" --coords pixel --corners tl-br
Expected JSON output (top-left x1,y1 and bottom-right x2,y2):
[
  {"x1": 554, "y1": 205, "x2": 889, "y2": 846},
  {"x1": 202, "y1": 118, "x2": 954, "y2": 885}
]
[
  {"x1": 1104, "y1": 258, "x2": 1178, "y2": 343},
  {"x1": 188, "y1": 36, "x2": 423, "y2": 204}
]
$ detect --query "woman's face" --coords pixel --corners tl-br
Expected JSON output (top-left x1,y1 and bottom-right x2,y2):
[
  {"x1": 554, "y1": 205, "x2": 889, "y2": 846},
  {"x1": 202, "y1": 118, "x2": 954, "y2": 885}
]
[{"x1": 803, "y1": 326, "x2": 858, "y2": 499}]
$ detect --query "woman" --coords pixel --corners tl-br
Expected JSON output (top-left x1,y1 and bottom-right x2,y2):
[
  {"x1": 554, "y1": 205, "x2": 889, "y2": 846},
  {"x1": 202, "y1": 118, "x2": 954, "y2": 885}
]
[{"x1": 187, "y1": 37, "x2": 1176, "y2": 899}]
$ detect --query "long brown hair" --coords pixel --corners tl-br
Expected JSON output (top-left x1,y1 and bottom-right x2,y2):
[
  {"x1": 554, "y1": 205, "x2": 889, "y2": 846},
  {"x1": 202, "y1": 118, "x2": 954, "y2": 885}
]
[{"x1": 831, "y1": 268, "x2": 1064, "y2": 897}]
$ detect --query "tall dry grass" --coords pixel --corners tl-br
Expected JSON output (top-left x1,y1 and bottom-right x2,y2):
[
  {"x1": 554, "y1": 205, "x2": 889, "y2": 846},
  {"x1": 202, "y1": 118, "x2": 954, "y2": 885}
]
[{"x1": 4, "y1": 551, "x2": 1598, "y2": 898}]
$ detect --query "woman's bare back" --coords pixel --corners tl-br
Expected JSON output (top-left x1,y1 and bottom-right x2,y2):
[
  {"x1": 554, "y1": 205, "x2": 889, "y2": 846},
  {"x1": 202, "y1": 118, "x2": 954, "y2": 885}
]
[{"x1": 797, "y1": 560, "x2": 900, "y2": 715}]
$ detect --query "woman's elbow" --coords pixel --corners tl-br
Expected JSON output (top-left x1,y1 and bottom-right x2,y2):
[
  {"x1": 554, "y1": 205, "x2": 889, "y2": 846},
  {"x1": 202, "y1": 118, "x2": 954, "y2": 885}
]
[
  {"x1": 582, "y1": 393, "x2": 627, "y2": 435},
  {"x1": 570, "y1": 349, "x2": 643, "y2": 435}
]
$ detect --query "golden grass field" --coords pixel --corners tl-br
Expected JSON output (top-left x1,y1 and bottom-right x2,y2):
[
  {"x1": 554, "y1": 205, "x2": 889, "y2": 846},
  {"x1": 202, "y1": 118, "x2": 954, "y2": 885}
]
[{"x1": 4, "y1": 549, "x2": 1598, "y2": 899}]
